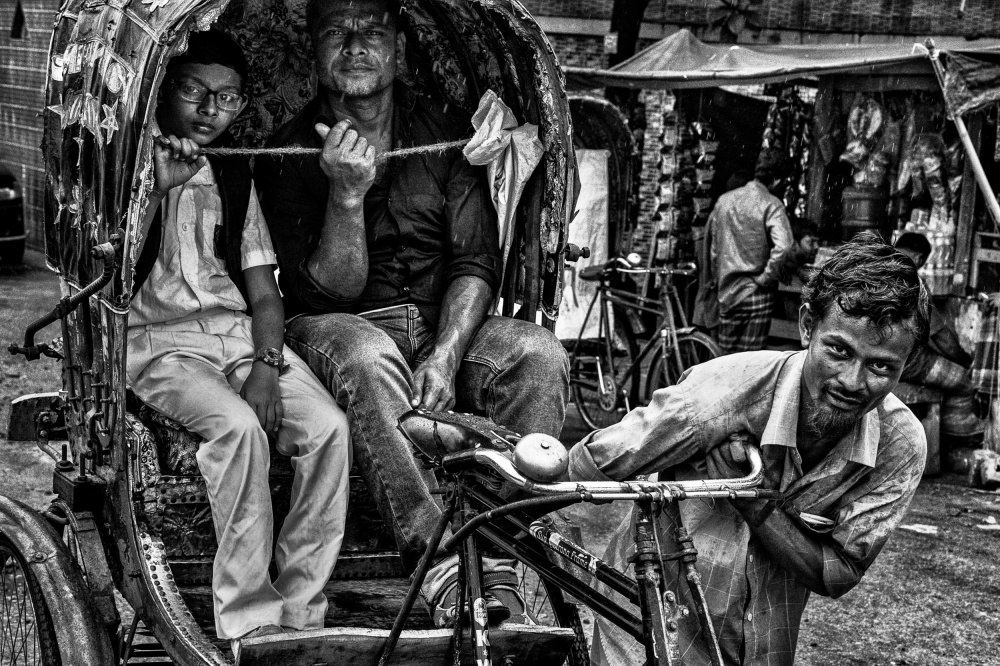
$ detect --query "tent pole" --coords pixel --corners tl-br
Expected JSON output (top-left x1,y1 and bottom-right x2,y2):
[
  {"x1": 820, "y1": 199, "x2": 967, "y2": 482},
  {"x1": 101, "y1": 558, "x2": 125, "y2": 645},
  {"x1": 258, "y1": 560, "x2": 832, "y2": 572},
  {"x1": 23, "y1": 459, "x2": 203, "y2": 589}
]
[{"x1": 927, "y1": 43, "x2": 1000, "y2": 232}]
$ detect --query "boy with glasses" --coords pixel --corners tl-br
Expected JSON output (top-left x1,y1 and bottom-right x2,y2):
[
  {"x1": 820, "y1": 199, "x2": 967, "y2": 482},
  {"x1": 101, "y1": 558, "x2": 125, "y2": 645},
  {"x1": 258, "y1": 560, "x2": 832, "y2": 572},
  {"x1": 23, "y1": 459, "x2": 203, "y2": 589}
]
[{"x1": 127, "y1": 30, "x2": 351, "y2": 654}]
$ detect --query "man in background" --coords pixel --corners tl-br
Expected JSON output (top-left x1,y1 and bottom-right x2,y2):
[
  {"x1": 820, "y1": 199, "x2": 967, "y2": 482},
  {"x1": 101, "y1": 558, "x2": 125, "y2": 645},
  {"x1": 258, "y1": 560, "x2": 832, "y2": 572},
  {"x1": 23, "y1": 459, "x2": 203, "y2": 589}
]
[{"x1": 696, "y1": 151, "x2": 794, "y2": 353}]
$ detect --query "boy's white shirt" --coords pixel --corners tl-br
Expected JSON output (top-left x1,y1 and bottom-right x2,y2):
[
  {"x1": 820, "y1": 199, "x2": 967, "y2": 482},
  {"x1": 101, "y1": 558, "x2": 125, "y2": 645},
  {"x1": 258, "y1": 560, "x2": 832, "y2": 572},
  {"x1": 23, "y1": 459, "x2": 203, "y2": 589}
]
[{"x1": 130, "y1": 122, "x2": 275, "y2": 327}]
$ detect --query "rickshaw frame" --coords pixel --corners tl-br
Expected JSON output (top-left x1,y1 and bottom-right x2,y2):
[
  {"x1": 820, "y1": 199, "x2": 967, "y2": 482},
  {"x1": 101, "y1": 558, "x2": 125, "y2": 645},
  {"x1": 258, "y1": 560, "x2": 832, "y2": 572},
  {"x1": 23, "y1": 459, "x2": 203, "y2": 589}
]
[{"x1": 4, "y1": 0, "x2": 581, "y2": 664}]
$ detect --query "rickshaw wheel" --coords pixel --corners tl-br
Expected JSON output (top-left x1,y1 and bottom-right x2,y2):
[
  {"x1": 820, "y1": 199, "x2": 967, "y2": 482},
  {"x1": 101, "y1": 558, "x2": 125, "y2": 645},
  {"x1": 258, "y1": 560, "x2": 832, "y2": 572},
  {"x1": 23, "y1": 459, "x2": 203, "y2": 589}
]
[
  {"x1": 0, "y1": 534, "x2": 62, "y2": 666},
  {"x1": 516, "y1": 567, "x2": 592, "y2": 666}
]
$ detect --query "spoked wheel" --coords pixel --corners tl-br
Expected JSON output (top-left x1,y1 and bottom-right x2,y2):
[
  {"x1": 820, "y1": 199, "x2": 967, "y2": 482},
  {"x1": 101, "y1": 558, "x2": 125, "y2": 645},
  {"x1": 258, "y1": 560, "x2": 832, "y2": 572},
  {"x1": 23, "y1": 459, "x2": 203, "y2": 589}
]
[
  {"x1": 571, "y1": 310, "x2": 639, "y2": 431},
  {"x1": 644, "y1": 331, "x2": 721, "y2": 402},
  {"x1": 0, "y1": 535, "x2": 61, "y2": 666},
  {"x1": 517, "y1": 565, "x2": 592, "y2": 666},
  {"x1": 44, "y1": 503, "x2": 120, "y2": 660}
]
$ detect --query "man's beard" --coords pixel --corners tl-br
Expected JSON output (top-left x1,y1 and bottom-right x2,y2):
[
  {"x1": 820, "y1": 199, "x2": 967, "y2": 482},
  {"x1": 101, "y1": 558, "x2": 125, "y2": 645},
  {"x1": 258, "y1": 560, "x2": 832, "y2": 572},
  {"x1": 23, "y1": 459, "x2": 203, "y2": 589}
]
[
  {"x1": 801, "y1": 386, "x2": 863, "y2": 441},
  {"x1": 804, "y1": 403, "x2": 857, "y2": 441}
]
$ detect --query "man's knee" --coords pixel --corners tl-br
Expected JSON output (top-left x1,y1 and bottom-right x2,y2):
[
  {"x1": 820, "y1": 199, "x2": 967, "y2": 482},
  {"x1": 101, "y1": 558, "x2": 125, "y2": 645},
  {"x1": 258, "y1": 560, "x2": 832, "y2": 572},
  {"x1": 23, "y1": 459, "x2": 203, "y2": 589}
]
[
  {"x1": 286, "y1": 314, "x2": 403, "y2": 379},
  {"x1": 509, "y1": 323, "x2": 570, "y2": 380}
]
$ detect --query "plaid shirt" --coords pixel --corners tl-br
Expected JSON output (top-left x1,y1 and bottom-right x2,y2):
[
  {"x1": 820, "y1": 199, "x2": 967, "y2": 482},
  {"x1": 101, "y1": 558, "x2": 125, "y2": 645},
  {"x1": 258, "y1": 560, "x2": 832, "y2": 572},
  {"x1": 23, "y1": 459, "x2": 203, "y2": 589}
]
[{"x1": 570, "y1": 350, "x2": 925, "y2": 666}]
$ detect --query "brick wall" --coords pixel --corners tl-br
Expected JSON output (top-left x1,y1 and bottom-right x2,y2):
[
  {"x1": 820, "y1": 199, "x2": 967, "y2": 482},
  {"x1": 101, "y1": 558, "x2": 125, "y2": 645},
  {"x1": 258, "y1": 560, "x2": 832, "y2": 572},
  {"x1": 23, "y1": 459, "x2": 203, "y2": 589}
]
[
  {"x1": 0, "y1": 0, "x2": 59, "y2": 252},
  {"x1": 525, "y1": 0, "x2": 1000, "y2": 38}
]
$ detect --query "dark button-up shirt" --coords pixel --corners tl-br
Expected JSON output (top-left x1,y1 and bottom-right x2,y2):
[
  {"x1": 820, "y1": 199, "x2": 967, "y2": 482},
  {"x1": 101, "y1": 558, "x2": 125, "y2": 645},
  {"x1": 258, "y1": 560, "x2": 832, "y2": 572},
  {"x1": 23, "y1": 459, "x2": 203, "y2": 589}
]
[
  {"x1": 255, "y1": 86, "x2": 501, "y2": 322},
  {"x1": 570, "y1": 350, "x2": 925, "y2": 666}
]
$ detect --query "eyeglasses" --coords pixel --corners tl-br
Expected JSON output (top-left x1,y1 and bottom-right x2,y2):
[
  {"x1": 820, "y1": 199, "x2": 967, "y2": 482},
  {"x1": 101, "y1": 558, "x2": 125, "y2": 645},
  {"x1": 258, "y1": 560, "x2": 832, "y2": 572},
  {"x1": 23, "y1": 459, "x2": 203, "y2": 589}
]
[{"x1": 171, "y1": 79, "x2": 246, "y2": 112}]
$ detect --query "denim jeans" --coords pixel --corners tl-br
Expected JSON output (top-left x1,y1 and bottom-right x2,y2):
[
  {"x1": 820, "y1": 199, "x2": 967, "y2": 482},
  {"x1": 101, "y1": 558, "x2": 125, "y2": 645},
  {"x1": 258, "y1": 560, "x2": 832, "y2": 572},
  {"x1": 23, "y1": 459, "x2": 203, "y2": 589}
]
[{"x1": 285, "y1": 305, "x2": 570, "y2": 571}]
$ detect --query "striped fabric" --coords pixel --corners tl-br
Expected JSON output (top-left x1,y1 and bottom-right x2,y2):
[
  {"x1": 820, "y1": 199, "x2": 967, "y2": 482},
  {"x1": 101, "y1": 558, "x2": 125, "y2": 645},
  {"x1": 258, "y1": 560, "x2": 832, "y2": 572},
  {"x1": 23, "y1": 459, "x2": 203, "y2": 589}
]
[
  {"x1": 971, "y1": 298, "x2": 1000, "y2": 397},
  {"x1": 717, "y1": 289, "x2": 775, "y2": 354}
]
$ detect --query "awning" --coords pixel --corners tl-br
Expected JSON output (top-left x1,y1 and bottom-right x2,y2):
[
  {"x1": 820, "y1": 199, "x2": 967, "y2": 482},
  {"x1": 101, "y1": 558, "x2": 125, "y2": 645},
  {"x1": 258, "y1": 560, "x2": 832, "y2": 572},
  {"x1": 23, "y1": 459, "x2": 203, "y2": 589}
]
[{"x1": 564, "y1": 29, "x2": 1000, "y2": 96}]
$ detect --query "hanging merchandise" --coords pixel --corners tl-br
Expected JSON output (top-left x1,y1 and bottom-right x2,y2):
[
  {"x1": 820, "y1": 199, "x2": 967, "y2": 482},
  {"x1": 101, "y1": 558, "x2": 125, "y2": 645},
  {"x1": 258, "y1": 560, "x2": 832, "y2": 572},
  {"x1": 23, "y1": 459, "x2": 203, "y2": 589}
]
[
  {"x1": 651, "y1": 92, "x2": 697, "y2": 270},
  {"x1": 900, "y1": 133, "x2": 952, "y2": 227},
  {"x1": 840, "y1": 96, "x2": 885, "y2": 170},
  {"x1": 760, "y1": 86, "x2": 813, "y2": 219}
]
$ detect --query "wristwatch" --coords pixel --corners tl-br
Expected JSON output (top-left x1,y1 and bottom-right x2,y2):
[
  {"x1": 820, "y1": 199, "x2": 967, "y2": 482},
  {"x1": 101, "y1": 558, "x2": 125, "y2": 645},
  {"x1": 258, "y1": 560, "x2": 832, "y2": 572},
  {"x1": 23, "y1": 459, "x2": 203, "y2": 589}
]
[{"x1": 254, "y1": 347, "x2": 287, "y2": 373}]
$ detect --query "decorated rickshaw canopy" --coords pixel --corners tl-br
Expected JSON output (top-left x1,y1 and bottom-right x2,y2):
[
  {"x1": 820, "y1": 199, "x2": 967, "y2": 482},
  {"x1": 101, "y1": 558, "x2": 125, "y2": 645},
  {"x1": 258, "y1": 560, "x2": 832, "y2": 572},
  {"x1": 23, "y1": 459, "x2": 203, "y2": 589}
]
[
  {"x1": 43, "y1": 0, "x2": 575, "y2": 321},
  {"x1": 564, "y1": 28, "x2": 1000, "y2": 106}
]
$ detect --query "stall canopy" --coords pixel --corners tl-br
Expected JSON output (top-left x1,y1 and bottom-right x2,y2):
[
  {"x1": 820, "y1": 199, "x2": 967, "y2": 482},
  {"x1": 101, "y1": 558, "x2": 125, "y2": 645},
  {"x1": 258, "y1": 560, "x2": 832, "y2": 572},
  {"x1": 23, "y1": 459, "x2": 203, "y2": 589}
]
[{"x1": 564, "y1": 29, "x2": 1000, "y2": 98}]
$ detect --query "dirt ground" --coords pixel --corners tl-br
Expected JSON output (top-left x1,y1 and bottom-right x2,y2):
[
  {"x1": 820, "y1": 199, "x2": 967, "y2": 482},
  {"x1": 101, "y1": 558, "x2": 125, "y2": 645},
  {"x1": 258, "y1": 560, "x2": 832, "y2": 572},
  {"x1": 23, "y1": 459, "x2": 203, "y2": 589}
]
[
  {"x1": 1, "y1": 251, "x2": 999, "y2": 665},
  {"x1": 0, "y1": 253, "x2": 62, "y2": 511}
]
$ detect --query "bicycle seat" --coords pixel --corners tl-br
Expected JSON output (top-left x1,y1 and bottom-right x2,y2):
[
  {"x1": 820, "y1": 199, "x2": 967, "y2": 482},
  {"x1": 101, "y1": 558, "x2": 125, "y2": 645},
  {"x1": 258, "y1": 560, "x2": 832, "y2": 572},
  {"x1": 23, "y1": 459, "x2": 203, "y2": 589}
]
[
  {"x1": 578, "y1": 265, "x2": 607, "y2": 282},
  {"x1": 398, "y1": 409, "x2": 517, "y2": 458}
]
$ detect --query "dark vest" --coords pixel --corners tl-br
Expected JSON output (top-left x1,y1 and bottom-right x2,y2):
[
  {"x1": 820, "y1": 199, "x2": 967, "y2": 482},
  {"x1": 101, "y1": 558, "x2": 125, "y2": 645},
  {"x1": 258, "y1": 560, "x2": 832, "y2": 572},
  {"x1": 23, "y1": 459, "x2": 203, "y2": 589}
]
[{"x1": 131, "y1": 152, "x2": 254, "y2": 310}]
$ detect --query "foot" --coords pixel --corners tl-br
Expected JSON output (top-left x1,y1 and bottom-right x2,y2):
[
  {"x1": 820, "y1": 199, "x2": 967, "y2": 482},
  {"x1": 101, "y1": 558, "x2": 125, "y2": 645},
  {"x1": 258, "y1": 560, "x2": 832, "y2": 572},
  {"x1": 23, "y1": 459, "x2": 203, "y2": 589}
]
[
  {"x1": 425, "y1": 570, "x2": 537, "y2": 628},
  {"x1": 483, "y1": 570, "x2": 537, "y2": 626},
  {"x1": 230, "y1": 624, "x2": 284, "y2": 660}
]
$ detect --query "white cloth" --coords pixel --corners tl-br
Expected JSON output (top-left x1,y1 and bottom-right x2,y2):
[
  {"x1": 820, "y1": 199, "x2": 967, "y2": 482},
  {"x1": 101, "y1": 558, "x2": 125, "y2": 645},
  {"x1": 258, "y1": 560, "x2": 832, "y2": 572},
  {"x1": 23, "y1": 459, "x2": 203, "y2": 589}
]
[
  {"x1": 130, "y1": 161, "x2": 275, "y2": 326},
  {"x1": 464, "y1": 90, "x2": 544, "y2": 297},
  {"x1": 127, "y1": 310, "x2": 351, "y2": 638},
  {"x1": 556, "y1": 149, "x2": 610, "y2": 341}
]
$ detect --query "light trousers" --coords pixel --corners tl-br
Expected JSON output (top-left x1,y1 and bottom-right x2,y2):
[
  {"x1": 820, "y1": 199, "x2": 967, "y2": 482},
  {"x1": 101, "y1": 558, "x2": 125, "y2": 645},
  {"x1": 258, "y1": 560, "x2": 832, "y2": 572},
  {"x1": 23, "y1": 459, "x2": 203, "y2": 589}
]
[{"x1": 127, "y1": 309, "x2": 351, "y2": 639}]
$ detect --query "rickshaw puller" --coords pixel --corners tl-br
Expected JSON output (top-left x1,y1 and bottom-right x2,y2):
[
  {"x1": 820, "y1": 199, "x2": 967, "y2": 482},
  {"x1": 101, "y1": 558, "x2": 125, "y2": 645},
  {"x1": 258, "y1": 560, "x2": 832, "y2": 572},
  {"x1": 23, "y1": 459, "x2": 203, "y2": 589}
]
[
  {"x1": 573, "y1": 233, "x2": 927, "y2": 665},
  {"x1": 127, "y1": 31, "x2": 351, "y2": 649},
  {"x1": 255, "y1": 0, "x2": 569, "y2": 627}
]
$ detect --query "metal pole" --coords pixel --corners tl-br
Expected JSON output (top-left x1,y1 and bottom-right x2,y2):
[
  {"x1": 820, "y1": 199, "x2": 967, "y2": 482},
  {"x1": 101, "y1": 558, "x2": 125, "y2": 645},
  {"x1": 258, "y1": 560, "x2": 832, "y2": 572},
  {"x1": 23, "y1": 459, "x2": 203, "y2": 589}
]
[{"x1": 927, "y1": 42, "x2": 1000, "y2": 233}]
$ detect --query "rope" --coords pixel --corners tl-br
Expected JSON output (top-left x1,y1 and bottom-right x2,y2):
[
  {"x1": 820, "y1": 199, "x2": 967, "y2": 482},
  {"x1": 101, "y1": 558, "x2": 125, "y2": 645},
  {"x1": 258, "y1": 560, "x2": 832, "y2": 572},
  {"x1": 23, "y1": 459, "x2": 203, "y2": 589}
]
[{"x1": 201, "y1": 138, "x2": 470, "y2": 162}]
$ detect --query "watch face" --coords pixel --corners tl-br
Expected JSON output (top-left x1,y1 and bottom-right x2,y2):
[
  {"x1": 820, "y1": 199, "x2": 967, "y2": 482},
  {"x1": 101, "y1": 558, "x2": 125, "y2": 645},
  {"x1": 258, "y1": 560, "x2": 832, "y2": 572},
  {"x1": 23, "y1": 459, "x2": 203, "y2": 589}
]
[{"x1": 258, "y1": 348, "x2": 283, "y2": 366}]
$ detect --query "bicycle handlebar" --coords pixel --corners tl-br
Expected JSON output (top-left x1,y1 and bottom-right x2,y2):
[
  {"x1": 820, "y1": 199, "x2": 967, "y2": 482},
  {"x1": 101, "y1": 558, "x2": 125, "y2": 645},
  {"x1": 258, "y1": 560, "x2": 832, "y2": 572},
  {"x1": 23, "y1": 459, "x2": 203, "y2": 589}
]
[
  {"x1": 616, "y1": 261, "x2": 697, "y2": 278},
  {"x1": 580, "y1": 259, "x2": 698, "y2": 284},
  {"x1": 442, "y1": 443, "x2": 772, "y2": 501}
]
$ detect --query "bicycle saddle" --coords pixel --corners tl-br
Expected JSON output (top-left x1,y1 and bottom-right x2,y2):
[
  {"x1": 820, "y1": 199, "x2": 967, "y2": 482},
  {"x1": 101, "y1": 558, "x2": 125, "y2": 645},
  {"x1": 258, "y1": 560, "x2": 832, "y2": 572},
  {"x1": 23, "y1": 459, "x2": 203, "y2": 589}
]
[
  {"x1": 578, "y1": 265, "x2": 607, "y2": 281},
  {"x1": 397, "y1": 409, "x2": 517, "y2": 458}
]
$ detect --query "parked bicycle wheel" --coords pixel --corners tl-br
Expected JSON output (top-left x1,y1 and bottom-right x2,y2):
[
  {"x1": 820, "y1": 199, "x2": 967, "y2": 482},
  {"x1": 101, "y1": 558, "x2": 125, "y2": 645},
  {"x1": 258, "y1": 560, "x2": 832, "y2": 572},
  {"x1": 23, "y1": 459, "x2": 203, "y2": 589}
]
[
  {"x1": 571, "y1": 309, "x2": 639, "y2": 431},
  {"x1": 644, "y1": 331, "x2": 721, "y2": 402},
  {"x1": 0, "y1": 534, "x2": 61, "y2": 666}
]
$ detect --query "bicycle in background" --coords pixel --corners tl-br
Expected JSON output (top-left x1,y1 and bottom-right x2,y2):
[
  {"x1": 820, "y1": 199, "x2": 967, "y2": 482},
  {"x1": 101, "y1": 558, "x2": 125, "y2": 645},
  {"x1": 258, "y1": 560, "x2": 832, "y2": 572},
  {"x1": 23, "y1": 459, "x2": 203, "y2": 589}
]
[{"x1": 568, "y1": 256, "x2": 722, "y2": 430}]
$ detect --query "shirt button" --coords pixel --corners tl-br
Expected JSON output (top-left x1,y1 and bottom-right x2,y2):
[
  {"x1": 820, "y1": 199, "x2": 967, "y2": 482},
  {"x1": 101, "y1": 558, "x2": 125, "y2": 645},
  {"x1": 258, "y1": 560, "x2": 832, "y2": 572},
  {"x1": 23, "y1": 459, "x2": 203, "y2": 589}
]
[
  {"x1": 182, "y1": 224, "x2": 188, "y2": 231},
  {"x1": 746, "y1": 613, "x2": 753, "y2": 622},
  {"x1": 402, "y1": 286, "x2": 410, "y2": 293},
  {"x1": 749, "y1": 554, "x2": 754, "y2": 563}
]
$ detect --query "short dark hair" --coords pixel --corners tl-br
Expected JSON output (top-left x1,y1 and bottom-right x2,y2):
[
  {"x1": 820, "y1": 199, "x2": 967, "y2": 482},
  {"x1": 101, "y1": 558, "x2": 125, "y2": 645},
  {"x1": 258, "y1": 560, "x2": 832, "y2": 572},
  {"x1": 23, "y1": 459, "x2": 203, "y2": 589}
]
[
  {"x1": 792, "y1": 220, "x2": 819, "y2": 241},
  {"x1": 754, "y1": 149, "x2": 792, "y2": 184},
  {"x1": 801, "y1": 231, "x2": 929, "y2": 345},
  {"x1": 306, "y1": 0, "x2": 401, "y2": 40},
  {"x1": 894, "y1": 232, "x2": 932, "y2": 262},
  {"x1": 167, "y1": 29, "x2": 248, "y2": 85}
]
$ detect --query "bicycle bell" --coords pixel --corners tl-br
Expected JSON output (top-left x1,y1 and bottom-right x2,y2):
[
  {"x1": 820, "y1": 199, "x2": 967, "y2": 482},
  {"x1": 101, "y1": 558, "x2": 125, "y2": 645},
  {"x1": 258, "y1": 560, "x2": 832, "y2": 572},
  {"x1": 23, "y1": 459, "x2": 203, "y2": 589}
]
[{"x1": 514, "y1": 433, "x2": 569, "y2": 482}]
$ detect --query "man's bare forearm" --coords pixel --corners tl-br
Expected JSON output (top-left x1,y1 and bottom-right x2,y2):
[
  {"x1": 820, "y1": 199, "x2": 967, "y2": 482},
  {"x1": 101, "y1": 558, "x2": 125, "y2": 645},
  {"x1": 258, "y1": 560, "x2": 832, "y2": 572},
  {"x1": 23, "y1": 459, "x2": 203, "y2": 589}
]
[
  {"x1": 306, "y1": 119, "x2": 377, "y2": 300},
  {"x1": 428, "y1": 276, "x2": 493, "y2": 368},
  {"x1": 304, "y1": 194, "x2": 369, "y2": 298}
]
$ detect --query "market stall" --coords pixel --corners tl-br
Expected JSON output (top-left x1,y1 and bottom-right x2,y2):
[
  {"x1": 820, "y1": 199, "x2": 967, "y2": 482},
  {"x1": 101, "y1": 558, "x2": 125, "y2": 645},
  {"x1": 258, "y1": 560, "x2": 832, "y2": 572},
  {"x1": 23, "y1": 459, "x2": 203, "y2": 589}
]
[{"x1": 566, "y1": 31, "x2": 1000, "y2": 471}]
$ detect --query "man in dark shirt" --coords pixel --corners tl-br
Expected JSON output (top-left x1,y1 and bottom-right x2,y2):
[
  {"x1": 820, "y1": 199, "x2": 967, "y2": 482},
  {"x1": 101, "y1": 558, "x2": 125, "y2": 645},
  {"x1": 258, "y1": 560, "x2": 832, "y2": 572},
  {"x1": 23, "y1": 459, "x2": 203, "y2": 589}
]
[{"x1": 255, "y1": 0, "x2": 569, "y2": 625}]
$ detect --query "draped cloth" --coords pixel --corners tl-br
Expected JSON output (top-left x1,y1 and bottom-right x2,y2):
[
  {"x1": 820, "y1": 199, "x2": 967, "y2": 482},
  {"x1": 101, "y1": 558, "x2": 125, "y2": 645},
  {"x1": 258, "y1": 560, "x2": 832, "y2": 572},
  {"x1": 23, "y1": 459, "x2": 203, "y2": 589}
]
[{"x1": 464, "y1": 90, "x2": 545, "y2": 297}]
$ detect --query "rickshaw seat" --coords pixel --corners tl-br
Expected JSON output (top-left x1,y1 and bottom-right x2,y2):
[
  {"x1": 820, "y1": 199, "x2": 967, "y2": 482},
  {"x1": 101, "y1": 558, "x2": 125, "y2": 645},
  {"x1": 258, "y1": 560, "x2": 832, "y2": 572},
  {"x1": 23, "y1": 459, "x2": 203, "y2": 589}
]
[
  {"x1": 397, "y1": 409, "x2": 518, "y2": 457},
  {"x1": 124, "y1": 394, "x2": 399, "y2": 576}
]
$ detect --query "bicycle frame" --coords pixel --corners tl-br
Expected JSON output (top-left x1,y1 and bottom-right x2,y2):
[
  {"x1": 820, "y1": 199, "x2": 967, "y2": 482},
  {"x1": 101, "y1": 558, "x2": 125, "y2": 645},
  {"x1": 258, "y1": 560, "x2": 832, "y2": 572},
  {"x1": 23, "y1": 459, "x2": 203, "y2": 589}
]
[{"x1": 380, "y1": 443, "x2": 780, "y2": 666}]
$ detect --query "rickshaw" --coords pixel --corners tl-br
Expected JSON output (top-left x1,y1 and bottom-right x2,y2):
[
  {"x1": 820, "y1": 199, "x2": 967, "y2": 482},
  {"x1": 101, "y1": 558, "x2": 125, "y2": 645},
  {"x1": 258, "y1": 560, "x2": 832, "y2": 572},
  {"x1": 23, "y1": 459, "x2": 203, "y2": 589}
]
[{"x1": 2, "y1": 1, "x2": 774, "y2": 664}]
